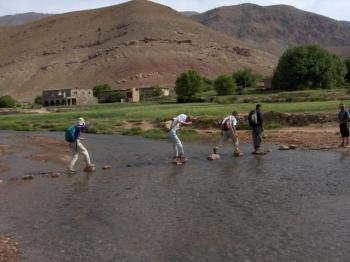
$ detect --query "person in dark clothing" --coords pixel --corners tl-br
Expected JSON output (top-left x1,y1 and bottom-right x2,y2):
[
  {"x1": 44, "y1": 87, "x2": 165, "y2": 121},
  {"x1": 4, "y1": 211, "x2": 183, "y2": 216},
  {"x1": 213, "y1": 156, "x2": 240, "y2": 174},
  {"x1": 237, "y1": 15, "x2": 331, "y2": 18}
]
[
  {"x1": 338, "y1": 104, "x2": 350, "y2": 147},
  {"x1": 249, "y1": 104, "x2": 264, "y2": 153}
]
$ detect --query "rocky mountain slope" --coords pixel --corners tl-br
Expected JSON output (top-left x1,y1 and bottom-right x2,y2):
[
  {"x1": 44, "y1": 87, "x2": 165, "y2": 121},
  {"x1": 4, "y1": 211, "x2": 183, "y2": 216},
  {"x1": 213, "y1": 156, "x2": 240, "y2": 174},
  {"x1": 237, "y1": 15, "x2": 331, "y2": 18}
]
[
  {"x1": 193, "y1": 4, "x2": 350, "y2": 56},
  {"x1": 0, "y1": 0, "x2": 276, "y2": 101},
  {"x1": 0, "y1": 12, "x2": 51, "y2": 27}
]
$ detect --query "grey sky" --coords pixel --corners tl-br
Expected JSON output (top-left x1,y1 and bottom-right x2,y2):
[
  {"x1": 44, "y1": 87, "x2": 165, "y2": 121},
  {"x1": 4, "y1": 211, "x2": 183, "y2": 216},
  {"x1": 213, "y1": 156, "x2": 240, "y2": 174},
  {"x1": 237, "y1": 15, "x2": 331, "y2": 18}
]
[{"x1": 0, "y1": 0, "x2": 349, "y2": 21}]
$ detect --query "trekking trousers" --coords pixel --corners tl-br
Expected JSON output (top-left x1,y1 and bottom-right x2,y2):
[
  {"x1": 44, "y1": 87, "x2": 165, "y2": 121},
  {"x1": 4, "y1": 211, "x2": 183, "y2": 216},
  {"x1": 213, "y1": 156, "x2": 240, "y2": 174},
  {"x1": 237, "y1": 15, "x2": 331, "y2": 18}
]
[
  {"x1": 216, "y1": 130, "x2": 240, "y2": 153},
  {"x1": 68, "y1": 140, "x2": 92, "y2": 170},
  {"x1": 252, "y1": 126, "x2": 263, "y2": 150},
  {"x1": 169, "y1": 129, "x2": 184, "y2": 157}
]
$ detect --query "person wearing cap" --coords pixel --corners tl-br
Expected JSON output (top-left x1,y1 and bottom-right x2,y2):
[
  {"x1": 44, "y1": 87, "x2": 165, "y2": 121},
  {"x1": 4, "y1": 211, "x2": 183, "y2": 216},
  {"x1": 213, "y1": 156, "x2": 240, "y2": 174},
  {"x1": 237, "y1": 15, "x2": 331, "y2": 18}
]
[
  {"x1": 213, "y1": 111, "x2": 242, "y2": 156},
  {"x1": 338, "y1": 104, "x2": 350, "y2": 147},
  {"x1": 169, "y1": 114, "x2": 192, "y2": 160},
  {"x1": 68, "y1": 117, "x2": 95, "y2": 173}
]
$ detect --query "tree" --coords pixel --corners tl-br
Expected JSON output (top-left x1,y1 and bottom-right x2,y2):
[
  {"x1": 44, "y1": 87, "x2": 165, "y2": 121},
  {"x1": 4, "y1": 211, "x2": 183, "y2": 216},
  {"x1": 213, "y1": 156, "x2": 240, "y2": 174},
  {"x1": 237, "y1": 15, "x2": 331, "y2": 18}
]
[
  {"x1": 232, "y1": 68, "x2": 259, "y2": 88},
  {"x1": 0, "y1": 96, "x2": 16, "y2": 108},
  {"x1": 214, "y1": 75, "x2": 236, "y2": 95},
  {"x1": 345, "y1": 58, "x2": 350, "y2": 83},
  {"x1": 175, "y1": 70, "x2": 203, "y2": 102},
  {"x1": 272, "y1": 45, "x2": 346, "y2": 90},
  {"x1": 152, "y1": 86, "x2": 163, "y2": 97},
  {"x1": 34, "y1": 95, "x2": 43, "y2": 105},
  {"x1": 93, "y1": 84, "x2": 112, "y2": 99}
]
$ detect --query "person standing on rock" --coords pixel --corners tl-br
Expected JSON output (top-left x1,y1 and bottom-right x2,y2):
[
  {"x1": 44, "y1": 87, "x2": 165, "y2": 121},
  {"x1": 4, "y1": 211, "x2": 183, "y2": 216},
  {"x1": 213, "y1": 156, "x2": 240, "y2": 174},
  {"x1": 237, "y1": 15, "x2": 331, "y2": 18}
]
[
  {"x1": 169, "y1": 114, "x2": 192, "y2": 161},
  {"x1": 66, "y1": 117, "x2": 95, "y2": 173},
  {"x1": 338, "y1": 104, "x2": 350, "y2": 147},
  {"x1": 249, "y1": 104, "x2": 264, "y2": 154},
  {"x1": 213, "y1": 111, "x2": 243, "y2": 157}
]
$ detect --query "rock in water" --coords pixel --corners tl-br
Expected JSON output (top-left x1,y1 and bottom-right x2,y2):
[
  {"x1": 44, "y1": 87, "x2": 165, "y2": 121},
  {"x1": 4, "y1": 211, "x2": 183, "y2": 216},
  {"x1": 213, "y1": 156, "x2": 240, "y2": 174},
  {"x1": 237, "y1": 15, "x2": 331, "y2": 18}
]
[
  {"x1": 173, "y1": 158, "x2": 187, "y2": 165},
  {"x1": 279, "y1": 145, "x2": 290, "y2": 151},
  {"x1": 22, "y1": 175, "x2": 34, "y2": 180},
  {"x1": 102, "y1": 165, "x2": 112, "y2": 170},
  {"x1": 51, "y1": 172, "x2": 60, "y2": 178},
  {"x1": 252, "y1": 150, "x2": 267, "y2": 155},
  {"x1": 233, "y1": 152, "x2": 244, "y2": 157},
  {"x1": 289, "y1": 145, "x2": 297, "y2": 150},
  {"x1": 207, "y1": 154, "x2": 221, "y2": 161}
]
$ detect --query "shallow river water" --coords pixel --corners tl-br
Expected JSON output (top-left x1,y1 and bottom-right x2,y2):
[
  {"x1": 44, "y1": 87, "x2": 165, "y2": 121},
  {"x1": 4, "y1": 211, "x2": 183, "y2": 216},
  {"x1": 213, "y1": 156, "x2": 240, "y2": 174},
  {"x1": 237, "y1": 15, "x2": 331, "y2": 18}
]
[{"x1": 1, "y1": 132, "x2": 350, "y2": 261}]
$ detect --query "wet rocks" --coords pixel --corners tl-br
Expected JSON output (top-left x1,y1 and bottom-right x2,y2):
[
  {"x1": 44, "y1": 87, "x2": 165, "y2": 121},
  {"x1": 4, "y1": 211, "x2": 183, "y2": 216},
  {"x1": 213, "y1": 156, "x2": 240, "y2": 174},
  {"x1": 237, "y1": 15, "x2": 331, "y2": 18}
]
[
  {"x1": 22, "y1": 175, "x2": 33, "y2": 180},
  {"x1": 50, "y1": 172, "x2": 60, "y2": 178},
  {"x1": 233, "y1": 152, "x2": 244, "y2": 157},
  {"x1": 279, "y1": 145, "x2": 290, "y2": 151},
  {"x1": 102, "y1": 165, "x2": 112, "y2": 170},
  {"x1": 207, "y1": 154, "x2": 221, "y2": 161},
  {"x1": 289, "y1": 144, "x2": 297, "y2": 150}
]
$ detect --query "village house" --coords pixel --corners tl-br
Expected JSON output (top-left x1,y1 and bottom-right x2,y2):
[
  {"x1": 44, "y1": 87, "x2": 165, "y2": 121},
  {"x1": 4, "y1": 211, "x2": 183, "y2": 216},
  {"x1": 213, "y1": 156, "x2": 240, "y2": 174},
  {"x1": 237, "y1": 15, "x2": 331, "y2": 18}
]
[
  {"x1": 42, "y1": 88, "x2": 97, "y2": 107},
  {"x1": 99, "y1": 86, "x2": 170, "y2": 103}
]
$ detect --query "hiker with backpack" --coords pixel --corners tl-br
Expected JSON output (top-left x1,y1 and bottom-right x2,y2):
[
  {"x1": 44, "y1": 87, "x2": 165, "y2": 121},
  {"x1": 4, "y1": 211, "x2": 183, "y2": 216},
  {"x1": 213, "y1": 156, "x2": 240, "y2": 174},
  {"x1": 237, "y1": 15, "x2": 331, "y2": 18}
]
[
  {"x1": 168, "y1": 114, "x2": 192, "y2": 161},
  {"x1": 66, "y1": 117, "x2": 95, "y2": 173},
  {"x1": 338, "y1": 104, "x2": 350, "y2": 147},
  {"x1": 213, "y1": 111, "x2": 242, "y2": 157},
  {"x1": 249, "y1": 104, "x2": 264, "y2": 154}
]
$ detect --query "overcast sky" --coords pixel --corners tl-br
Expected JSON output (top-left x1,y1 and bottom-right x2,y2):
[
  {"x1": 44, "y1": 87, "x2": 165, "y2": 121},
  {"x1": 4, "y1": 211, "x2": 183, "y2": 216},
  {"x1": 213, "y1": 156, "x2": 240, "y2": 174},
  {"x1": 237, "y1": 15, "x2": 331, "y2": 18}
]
[{"x1": 0, "y1": 0, "x2": 349, "y2": 21}]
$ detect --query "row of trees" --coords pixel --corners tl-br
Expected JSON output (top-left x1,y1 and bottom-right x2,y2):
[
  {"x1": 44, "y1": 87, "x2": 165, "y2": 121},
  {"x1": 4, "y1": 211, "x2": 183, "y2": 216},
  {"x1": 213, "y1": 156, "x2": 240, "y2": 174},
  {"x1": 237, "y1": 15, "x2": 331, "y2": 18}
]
[{"x1": 175, "y1": 69, "x2": 260, "y2": 102}]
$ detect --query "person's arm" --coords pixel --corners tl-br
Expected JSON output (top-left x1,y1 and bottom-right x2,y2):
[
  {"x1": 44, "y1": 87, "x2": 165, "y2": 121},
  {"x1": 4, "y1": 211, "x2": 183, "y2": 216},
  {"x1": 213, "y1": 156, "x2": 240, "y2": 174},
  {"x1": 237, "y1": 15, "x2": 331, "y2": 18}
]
[{"x1": 178, "y1": 120, "x2": 192, "y2": 126}]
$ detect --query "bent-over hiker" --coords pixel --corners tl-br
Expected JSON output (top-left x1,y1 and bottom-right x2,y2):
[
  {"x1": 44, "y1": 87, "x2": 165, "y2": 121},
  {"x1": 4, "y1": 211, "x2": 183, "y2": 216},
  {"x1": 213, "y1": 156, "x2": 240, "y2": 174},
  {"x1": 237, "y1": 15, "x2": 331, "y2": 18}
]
[
  {"x1": 169, "y1": 114, "x2": 192, "y2": 160},
  {"x1": 213, "y1": 112, "x2": 242, "y2": 156},
  {"x1": 66, "y1": 117, "x2": 95, "y2": 173},
  {"x1": 249, "y1": 104, "x2": 264, "y2": 154},
  {"x1": 338, "y1": 104, "x2": 350, "y2": 147}
]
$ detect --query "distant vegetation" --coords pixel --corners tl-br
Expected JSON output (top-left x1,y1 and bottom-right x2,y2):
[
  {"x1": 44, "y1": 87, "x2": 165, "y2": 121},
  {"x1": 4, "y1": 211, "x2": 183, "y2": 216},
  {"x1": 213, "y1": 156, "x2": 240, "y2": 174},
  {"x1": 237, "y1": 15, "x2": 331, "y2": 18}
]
[
  {"x1": 232, "y1": 68, "x2": 260, "y2": 88},
  {"x1": 34, "y1": 95, "x2": 42, "y2": 105},
  {"x1": 345, "y1": 58, "x2": 350, "y2": 83},
  {"x1": 0, "y1": 96, "x2": 16, "y2": 108},
  {"x1": 93, "y1": 84, "x2": 112, "y2": 100},
  {"x1": 272, "y1": 45, "x2": 347, "y2": 90},
  {"x1": 175, "y1": 70, "x2": 203, "y2": 102},
  {"x1": 214, "y1": 75, "x2": 236, "y2": 95}
]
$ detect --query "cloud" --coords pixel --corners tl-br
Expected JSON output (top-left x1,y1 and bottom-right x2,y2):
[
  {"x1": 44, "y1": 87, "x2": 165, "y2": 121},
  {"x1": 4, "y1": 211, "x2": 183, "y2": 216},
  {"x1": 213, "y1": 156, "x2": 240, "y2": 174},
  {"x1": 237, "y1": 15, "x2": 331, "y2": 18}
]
[{"x1": 0, "y1": 0, "x2": 349, "y2": 21}]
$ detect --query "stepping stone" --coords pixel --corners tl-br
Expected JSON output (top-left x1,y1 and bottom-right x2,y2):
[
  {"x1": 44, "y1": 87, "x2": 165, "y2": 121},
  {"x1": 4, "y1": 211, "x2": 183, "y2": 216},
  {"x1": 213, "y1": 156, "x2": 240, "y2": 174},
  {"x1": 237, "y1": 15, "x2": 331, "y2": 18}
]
[
  {"x1": 102, "y1": 165, "x2": 112, "y2": 170},
  {"x1": 207, "y1": 154, "x2": 220, "y2": 161}
]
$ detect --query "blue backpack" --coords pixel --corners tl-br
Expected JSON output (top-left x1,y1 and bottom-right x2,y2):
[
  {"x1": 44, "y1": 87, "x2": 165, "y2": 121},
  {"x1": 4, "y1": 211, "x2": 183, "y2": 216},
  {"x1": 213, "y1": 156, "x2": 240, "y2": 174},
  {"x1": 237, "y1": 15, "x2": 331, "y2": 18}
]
[{"x1": 65, "y1": 125, "x2": 77, "y2": 142}]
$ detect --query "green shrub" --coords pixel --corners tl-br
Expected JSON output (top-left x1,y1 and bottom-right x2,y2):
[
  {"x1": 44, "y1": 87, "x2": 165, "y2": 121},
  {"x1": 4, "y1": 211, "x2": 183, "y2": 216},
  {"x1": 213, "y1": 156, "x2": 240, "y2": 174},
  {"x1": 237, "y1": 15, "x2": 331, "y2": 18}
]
[
  {"x1": 0, "y1": 95, "x2": 16, "y2": 108},
  {"x1": 272, "y1": 45, "x2": 346, "y2": 90},
  {"x1": 214, "y1": 75, "x2": 236, "y2": 95},
  {"x1": 34, "y1": 95, "x2": 43, "y2": 105},
  {"x1": 175, "y1": 70, "x2": 203, "y2": 102},
  {"x1": 233, "y1": 68, "x2": 259, "y2": 88},
  {"x1": 93, "y1": 84, "x2": 112, "y2": 99}
]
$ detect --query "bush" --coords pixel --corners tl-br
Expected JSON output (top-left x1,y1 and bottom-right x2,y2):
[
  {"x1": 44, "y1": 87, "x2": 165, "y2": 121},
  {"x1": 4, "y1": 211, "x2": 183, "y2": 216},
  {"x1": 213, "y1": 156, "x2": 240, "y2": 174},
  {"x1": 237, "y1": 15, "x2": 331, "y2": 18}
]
[
  {"x1": 175, "y1": 70, "x2": 203, "y2": 102},
  {"x1": 152, "y1": 85, "x2": 163, "y2": 97},
  {"x1": 214, "y1": 75, "x2": 236, "y2": 95},
  {"x1": 34, "y1": 95, "x2": 43, "y2": 105},
  {"x1": 345, "y1": 58, "x2": 350, "y2": 83},
  {"x1": 272, "y1": 45, "x2": 346, "y2": 90},
  {"x1": 93, "y1": 84, "x2": 112, "y2": 99},
  {"x1": 232, "y1": 68, "x2": 259, "y2": 88},
  {"x1": 0, "y1": 95, "x2": 16, "y2": 108}
]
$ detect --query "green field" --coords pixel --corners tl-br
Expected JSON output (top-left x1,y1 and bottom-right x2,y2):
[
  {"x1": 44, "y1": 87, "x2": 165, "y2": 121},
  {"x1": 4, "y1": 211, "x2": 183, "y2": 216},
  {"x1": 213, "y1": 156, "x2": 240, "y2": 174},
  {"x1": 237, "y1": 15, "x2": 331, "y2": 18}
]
[{"x1": 0, "y1": 100, "x2": 348, "y2": 133}]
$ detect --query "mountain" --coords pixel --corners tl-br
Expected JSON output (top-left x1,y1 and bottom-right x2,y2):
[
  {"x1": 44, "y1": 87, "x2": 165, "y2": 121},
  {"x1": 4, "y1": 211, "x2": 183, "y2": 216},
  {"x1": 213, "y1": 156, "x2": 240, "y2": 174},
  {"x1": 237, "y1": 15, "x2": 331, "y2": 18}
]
[
  {"x1": 341, "y1": 21, "x2": 350, "y2": 27},
  {"x1": 181, "y1": 11, "x2": 200, "y2": 17},
  {"x1": 193, "y1": 4, "x2": 350, "y2": 56},
  {"x1": 0, "y1": 0, "x2": 276, "y2": 101},
  {"x1": 0, "y1": 12, "x2": 52, "y2": 27}
]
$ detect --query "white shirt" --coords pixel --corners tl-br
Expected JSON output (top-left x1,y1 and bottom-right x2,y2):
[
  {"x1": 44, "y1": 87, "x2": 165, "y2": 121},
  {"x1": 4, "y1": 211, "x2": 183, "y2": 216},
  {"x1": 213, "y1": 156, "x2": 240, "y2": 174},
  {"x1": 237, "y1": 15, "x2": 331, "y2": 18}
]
[
  {"x1": 222, "y1": 115, "x2": 237, "y2": 129},
  {"x1": 171, "y1": 114, "x2": 188, "y2": 130}
]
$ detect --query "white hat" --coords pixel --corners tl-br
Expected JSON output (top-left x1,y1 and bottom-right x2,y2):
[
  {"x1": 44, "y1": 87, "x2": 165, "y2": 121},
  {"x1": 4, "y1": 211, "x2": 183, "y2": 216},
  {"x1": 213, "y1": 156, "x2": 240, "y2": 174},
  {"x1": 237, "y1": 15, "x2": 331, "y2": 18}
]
[{"x1": 78, "y1": 117, "x2": 85, "y2": 125}]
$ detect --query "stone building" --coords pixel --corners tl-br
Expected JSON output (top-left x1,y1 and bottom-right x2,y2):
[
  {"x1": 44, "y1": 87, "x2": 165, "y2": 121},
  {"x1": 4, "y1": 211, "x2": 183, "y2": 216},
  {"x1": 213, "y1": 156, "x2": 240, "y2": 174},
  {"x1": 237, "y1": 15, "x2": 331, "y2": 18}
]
[
  {"x1": 99, "y1": 87, "x2": 170, "y2": 103},
  {"x1": 42, "y1": 88, "x2": 97, "y2": 107}
]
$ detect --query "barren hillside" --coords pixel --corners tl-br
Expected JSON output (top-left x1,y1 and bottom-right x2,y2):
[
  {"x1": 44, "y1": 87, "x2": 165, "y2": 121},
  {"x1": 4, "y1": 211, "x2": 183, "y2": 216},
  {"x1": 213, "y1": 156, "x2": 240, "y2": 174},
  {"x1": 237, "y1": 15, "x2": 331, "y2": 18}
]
[
  {"x1": 0, "y1": 12, "x2": 52, "y2": 27},
  {"x1": 193, "y1": 4, "x2": 350, "y2": 57},
  {"x1": 0, "y1": 0, "x2": 276, "y2": 102}
]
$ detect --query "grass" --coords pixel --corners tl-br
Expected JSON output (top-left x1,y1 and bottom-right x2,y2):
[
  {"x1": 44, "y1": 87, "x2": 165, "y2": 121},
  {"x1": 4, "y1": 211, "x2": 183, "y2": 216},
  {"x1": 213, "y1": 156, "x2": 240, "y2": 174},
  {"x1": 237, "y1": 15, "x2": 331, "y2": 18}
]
[{"x1": 0, "y1": 99, "x2": 348, "y2": 133}]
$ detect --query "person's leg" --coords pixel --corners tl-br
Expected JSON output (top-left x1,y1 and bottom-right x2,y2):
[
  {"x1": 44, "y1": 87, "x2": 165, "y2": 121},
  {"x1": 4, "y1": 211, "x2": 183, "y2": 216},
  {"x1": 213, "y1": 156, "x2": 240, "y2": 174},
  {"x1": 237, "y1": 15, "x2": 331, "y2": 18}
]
[
  {"x1": 252, "y1": 130, "x2": 258, "y2": 151},
  {"x1": 232, "y1": 132, "x2": 240, "y2": 153},
  {"x1": 76, "y1": 140, "x2": 92, "y2": 167},
  {"x1": 214, "y1": 131, "x2": 229, "y2": 153},
  {"x1": 340, "y1": 124, "x2": 346, "y2": 147},
  {"x1": 68, "y1": 143, "x2": 79, "y2": 172},
  {"x1": 256, "y1": 129, "x2": 262, "y2": 149},
  {"x1": 169, "y1": 130, "x2": 179, "y2": 157}
]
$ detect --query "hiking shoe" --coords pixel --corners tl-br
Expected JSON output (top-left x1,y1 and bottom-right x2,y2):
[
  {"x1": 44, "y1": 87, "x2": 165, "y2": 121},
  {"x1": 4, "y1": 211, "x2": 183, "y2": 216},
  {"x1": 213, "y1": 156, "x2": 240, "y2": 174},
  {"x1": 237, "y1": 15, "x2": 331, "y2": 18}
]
[
  {"x1": 84, "y1": 164, "x2": 95, "y2": 172},
  {"x1": 68, "y1": 169, "x2": 77, "y2": 174},
  {"x1": 339, "y1": 142, "x2": 345, "y2": 148}
]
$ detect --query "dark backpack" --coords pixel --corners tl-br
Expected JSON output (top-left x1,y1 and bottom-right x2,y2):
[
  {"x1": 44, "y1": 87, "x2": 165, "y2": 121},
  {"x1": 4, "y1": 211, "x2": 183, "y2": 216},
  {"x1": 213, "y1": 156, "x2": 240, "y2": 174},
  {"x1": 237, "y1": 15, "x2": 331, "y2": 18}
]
[{"x1": 65, "y1": 125, "x2": 77, "y2": 142}]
